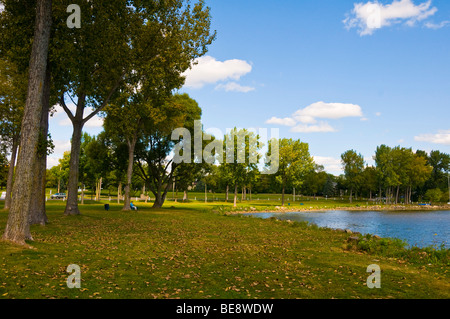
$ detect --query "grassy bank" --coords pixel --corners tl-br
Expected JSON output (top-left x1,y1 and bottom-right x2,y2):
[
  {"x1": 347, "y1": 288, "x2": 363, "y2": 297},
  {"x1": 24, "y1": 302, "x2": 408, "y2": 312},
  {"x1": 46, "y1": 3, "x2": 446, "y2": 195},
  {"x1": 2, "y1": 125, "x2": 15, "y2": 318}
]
[{"x1": 0, "y1": 201, "x2": 448, "y2": 299}]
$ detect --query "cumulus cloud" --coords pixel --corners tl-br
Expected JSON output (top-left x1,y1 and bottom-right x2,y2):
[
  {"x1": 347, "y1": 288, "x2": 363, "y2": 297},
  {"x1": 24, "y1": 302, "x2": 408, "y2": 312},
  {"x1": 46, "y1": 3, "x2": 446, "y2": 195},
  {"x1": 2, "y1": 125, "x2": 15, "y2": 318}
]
[
  {"x1": 291, "y1": 122, "x2": 337, "y2": 133},
  {"x1": 47, "y1": 156, "x2": 61, "y2": 169},
  {"x1": 313, "y1": 156, "x2": 343, "y2": 174},
  {"x1": 414, "y1": 130, "x2": 450, "y2": 145},
  {"x1": 52, "y1": 140, "x2": 72, "y2": 155},
  {"x1": 344, "y1": 0, "x2": 438, "y2": 36},
  {"x1": 182, "y1": 56, "x2": 253, "y2": 89},
  {"x1": 293, "y1": 102, "x2": 363, "y2": 123},
  {"x1": 215, "y1": 82, "x2": 255, "y2": 93},
  {"x1": 265, "y1": 117, "x2": 297, "y2": 127},
  {"x1": 266, "y1": 101, "x2": 364, "y2": 133},
  {"x1": 424, "y1": 20, "x2": 450, "y2": 29}
]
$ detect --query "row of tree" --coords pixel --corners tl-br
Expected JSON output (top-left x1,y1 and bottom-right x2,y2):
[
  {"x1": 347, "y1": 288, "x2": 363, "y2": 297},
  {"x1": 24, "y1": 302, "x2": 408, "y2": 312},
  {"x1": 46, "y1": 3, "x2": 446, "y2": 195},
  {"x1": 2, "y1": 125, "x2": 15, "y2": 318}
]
[
  {"x1": 341, "y1": 147, "x2": 449, "y2": 204},
  {"x1": 43, "y1": 128, "x2": 450, "y2": 209}
]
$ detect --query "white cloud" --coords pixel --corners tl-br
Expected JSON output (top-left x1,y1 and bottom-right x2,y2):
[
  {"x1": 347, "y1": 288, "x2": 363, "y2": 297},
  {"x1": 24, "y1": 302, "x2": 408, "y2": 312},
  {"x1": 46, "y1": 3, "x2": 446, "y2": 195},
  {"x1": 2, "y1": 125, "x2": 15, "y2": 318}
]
[
  {"x1": 84, "y1": 114, "x2": 105, "y2": 128},
  {"x1": 414, "y1": 130, "x2": 450, "y2": 145},
  {"x1": 291, "y1": 122, "x2": 337, "y2": 133},
  {"x1": 215, "y1": 82, "x2": 255, "y2": 93},
  {"x1": 344, "y1": 0, "x2": 438, "y2": 36},
  {"x1": 424, "y1": 20, "x2": 450, "y2": 29},
  {"x1": 266, "y1": 101, "x2": 363, "y2": 133},
  {"x1": 293, "y1": 101, "x2": 363, "y2": 122},
  {"x1": 313, "y1": 156, "x2": 343, "y2": 174},
  {"x1": 53, "y1": 140, "x2": 72, "y2": 155},
  {"x1": 47, "y1": 156, "x2": 61, "y2": 169},
  {"x1": 265, "y1": 117, "x2": 296, "y2": 127},
  {"x1": 182, "y1": 56, "x2": 252, "y2": 89},
  {"x1": 375, "y1": 112, "x2": 382, "y2": 116}
]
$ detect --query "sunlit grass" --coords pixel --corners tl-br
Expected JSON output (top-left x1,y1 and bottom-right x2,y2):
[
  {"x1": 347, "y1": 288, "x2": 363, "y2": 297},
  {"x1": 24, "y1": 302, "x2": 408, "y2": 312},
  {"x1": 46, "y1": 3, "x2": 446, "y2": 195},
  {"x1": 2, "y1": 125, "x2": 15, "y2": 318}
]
[{"x1": 0, "y1": 200, "x2": 448, "y2": 299}]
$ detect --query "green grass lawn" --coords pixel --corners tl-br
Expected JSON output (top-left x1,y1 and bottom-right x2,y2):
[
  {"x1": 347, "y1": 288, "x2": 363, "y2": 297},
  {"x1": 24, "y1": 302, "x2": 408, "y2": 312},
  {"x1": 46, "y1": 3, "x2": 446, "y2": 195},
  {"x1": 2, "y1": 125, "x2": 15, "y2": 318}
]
[{"x1": 0, "y1": 200, "x2": 448, "y2": 299}]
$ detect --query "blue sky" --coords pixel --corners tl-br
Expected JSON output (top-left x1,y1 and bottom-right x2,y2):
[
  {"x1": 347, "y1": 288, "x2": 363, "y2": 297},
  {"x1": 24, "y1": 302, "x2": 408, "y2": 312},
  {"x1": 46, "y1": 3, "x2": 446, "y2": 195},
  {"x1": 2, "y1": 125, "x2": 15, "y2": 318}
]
[{"x1": 48, "y1": 0, "x2": 450, "y2": 174}]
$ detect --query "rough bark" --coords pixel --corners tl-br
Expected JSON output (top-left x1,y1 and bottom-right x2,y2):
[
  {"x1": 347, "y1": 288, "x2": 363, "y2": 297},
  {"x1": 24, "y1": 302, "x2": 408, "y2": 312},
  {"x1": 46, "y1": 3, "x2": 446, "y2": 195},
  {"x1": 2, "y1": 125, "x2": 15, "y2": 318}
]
[
  {"x1": 152, "y1": 191, "x2": 167, "y2": 209},
  {"x1": 123, "y1": 137, "x2": 137, "y2": 211},
  {"x1": 29, "y1": 65, "x2": 51, "y2": 226},
  {"x1": 64, "y1": 116, "x2": 84, "y2": 216},
  {"x1": 3, "y1": 0, "x2": 52, "y2": 245},
  {"x1": 4, "y1": 135, "x2": 19, "y2": 210}
]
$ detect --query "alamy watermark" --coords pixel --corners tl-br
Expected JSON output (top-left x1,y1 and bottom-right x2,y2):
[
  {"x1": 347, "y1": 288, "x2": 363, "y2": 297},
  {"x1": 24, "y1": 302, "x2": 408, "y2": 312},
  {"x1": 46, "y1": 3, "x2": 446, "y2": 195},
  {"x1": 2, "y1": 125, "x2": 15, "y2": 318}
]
[
  {"x1": 67, "y1": 4, "x2": 81, "y2": 29},
  {"x1": 66, "y1": 264, "x2": 81, "y2": 289},
  {"x1": 366, "y1": 264, "x2": 381, "y2": 289}
]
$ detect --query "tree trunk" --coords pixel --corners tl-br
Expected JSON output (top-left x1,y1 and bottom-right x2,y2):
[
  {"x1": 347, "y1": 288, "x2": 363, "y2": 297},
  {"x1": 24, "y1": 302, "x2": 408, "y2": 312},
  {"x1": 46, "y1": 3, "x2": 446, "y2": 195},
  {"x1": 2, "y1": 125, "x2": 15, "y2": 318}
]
[
  {"x1": 29, "y1": 66, "x2": 51, "y2": 226},
  {"x1": 233, "y1": 184, "x2": 237, "y2": 207},
  {"x1": 64, "y1": 118, "x2": 84, "y2": 216},
  {"x1": 205, "y1": 183, "x2": 207, "y2": 203},
  {"x1": 96, "y1": 177, "x2": 102, "y2": 201},
  {"x1": 117, "y1": 182, "x2": 122, "y2": 204},
  {"x1": 151, "y1": 173, "x2": 173, "y2": 209},
  {"x1": 395, "y1": 185, "x2": 400, "y2": 205},
  {"x1": 4, "y1": 135, "x2": 19, "y2": 210},
  {"x1": 349, "y1": 187, "x2": 353, "y2": 203},
  {"x1": 3, "y1": 0, "x2": 52, "y2": 245},
  {"x1": 123, "y1": 137, "x2": 137, "y2": 211},
  {"x1": 281, "y1": 183, "x2": 285, "y2": 206},
  {"x1": 225, "y1": 185, "x2": 229, "y2": 202},
  {"x1": 152, "y1": 192, "x2": 166, "y2": 209}
]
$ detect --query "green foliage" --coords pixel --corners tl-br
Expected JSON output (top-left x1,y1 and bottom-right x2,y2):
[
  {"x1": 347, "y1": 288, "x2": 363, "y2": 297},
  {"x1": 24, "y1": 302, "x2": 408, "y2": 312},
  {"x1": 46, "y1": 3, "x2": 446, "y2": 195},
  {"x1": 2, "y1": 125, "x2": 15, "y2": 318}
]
[
  {"x1": 424, "y1": 188, "x2": 445, "y2": 204},
  {"x1": 355, "y1": 235, "x2": 408, "y2": 255}
]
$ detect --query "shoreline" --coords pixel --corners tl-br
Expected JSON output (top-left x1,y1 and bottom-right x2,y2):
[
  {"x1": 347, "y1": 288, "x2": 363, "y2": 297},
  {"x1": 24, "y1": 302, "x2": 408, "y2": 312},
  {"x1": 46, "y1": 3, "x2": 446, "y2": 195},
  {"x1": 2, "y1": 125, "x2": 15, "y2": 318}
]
[{"x1": 228, "y1": 204, "x2": 450, "y2": 215}]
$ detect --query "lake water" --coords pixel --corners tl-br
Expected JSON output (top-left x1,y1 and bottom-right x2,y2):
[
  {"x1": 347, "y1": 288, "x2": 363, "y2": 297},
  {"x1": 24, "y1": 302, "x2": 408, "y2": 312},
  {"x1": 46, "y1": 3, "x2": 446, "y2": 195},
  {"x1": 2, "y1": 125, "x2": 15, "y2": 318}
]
[{"x1": 244, "y1": 210, "x2": 450, "y2": 249}]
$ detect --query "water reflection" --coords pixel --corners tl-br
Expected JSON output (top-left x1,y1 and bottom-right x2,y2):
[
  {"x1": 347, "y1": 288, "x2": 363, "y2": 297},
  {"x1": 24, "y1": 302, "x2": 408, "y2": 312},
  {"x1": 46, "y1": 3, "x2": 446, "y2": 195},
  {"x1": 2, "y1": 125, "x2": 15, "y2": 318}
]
[{"x1": 245, "y1": 210, "x2": 450, "y2": 249}]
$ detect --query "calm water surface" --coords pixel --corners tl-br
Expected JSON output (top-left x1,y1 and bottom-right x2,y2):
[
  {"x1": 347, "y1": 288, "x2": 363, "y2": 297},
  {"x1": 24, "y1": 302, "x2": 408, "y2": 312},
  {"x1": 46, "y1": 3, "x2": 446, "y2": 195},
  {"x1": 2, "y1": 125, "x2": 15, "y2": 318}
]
[{"x1": 245, "y1": 210, "x2": 450, "y2": 249}]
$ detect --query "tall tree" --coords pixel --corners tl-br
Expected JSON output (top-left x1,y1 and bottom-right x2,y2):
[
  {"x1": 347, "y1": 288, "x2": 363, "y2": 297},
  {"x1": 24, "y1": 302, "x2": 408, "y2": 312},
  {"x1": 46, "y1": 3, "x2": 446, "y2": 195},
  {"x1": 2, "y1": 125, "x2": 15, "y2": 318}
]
[
  {"x1": 269, "y1": 138, "x2": 314, "y2": 206},
  {"x1": 341, "y1": 150, "x2": 365, "y2": 203},
  {"x1": 57, "y1": 0, "x2": 215, "y2": 215},
  {"x1": 223, "y1": 128, "x2": 262, "y2": 207},
  {"x1": 28, "y1": 66, "x2": 52, "y2": 225},
  {"x1": 374, "y1": 145, "x2": 398, "y2": 204},
  {"x1": 135, "y1": 94, "x2": 203, "y2": 208},
  {"x1": 2, "y1": 0, "x2": 52, "y2": 245},
  {"x1": 426, "y1": 150, "x2": 450, "y2": 192},
  {"x1": 361, "y1": 166, "x2": 378, "y2": 200}
]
